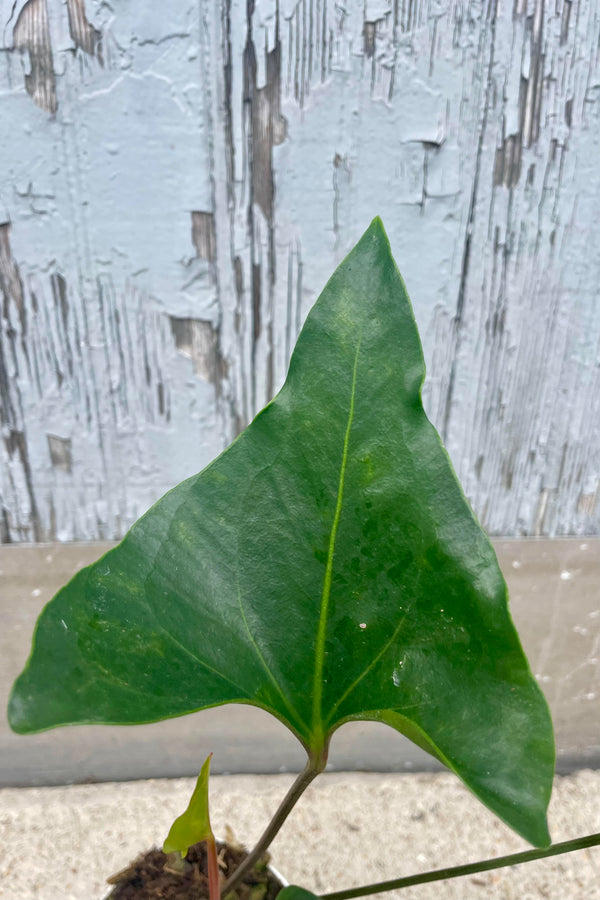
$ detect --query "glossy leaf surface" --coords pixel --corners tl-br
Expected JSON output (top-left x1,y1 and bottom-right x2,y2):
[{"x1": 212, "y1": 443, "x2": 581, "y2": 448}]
[
  {"x1": 9, "y1": 218, "x2": 554, "y2": 846},
  {"x1": 163, "y1": 754, "x2": 214, "y2": 856}
]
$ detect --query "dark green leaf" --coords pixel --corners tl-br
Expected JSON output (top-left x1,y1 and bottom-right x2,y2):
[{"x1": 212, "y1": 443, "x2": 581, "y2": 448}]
[
  {"x1": 277, "y1": 887, "x2": 321, "y2": 900},
  {"x1": 8, "y1": 218, "x2": 554, "y2": 847}
]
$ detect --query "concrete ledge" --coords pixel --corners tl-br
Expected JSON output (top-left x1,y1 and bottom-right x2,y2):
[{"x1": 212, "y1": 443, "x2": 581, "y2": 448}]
[
  {"x1": 1, "y1": 539, "x2": 599, "y2": 786},
  {"x1": 2, "y1": 771, "x2": 600, "y2": 899}
]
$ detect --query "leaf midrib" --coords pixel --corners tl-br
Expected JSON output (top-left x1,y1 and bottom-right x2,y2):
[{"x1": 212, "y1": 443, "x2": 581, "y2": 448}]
[{"x1": 311, "y1": 338, "x2": 362, "y2": 743}]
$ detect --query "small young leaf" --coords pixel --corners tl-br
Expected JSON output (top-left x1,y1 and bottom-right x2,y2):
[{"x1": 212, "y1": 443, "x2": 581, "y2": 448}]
[
  {"x1": 163, "y1": 754, "x2": 214, "y2": 856},
  {"x1": 8, "y1": 218, "x2": 554, "y2": 847}
]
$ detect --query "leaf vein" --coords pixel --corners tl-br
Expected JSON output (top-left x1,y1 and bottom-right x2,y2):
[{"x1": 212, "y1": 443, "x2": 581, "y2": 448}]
[
  {"x1": 236, "y1": 581, "x2": 307, "y2": 731},
  {"x1": 312, "y1": 337, "x2": 362, "y2": 741},
  {"x1": 325, "y1": 610, "x2": 409, "y2": 726},
  {"x1": 152, "y1": 620, "x2": 251, "y2": 697}
]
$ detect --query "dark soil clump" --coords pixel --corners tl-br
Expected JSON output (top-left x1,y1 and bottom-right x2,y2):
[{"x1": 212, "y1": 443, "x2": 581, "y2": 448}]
[{"x1": 105, "y1": 840, "x2": 283, "y2": 900}]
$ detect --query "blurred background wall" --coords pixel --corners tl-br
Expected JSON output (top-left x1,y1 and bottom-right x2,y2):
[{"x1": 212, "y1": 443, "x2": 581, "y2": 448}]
[{"x1": 1, "y1": 0, "x2": 599, "y2": 543}]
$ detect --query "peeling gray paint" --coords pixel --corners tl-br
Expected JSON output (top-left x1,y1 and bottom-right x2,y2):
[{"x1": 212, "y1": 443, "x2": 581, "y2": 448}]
[
  {"x1": 0, "y1": 0, "x2": 599, "y2": 541},
  {"x1": 66, "y1": 0, "x2": 101, "y2": 60},
  {"x1": 170, "y1": 316, "x2": 227, "y2": 385},
  {"x1": 46, "y1": 433, "x2": 72, "y2": 473},
  {"x1": 191, "y1": 211, "x2": 216, "y2": 263},
  {"x1": 12, "y1": 0, "x2": 57, "y2": 114},
  {"x1": 0, "y1": 222, "x2": 26, "y2": 333}
]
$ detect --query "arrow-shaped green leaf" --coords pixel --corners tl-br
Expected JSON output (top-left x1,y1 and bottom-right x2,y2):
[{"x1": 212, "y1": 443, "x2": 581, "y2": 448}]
[
  {"x1": 8, "y1": 218, "x2": 554, "y2": 847},
  {"x1": 163, "y1": 753, "x2": 214, "y2": 856}
]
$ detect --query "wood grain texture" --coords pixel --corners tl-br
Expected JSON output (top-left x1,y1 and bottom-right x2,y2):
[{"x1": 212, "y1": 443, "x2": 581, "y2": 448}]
[{"x1": 0, "y1": 0, "x2": 599, "y2": 541}]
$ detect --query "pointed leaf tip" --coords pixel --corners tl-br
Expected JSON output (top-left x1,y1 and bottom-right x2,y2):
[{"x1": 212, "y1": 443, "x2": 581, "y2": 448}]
[
  {"x1": 163, "y1": 754, "x2": 214, "y2": 857},
  {"x1": 368, "y1": 214, "x2": 385, "y2": 234},
  {"x1": 360, "y1": 215, "x2": 389, "y2": 251}
]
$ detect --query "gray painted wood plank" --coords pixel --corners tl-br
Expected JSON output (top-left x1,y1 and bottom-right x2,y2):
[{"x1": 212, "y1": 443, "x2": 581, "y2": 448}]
[{"x1": 0, "y1": 0, "x2": 599, "y2": 540}]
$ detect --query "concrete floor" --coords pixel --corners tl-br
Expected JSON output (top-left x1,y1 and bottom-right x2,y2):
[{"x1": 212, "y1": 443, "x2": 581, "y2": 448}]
[{"x1": 1, "y1": 770, "x2": 600, "y2": 900}]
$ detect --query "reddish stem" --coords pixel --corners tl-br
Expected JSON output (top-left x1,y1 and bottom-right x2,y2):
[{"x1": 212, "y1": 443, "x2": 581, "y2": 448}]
[{"x1": 206, "y1": 836, "x2": 220, "y2": 900}]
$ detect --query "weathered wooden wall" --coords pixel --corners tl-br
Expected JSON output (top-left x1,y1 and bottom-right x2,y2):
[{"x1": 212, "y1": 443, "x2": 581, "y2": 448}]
[{"x1": 0, "y1": 0, "x2": 599, "y2": 542}]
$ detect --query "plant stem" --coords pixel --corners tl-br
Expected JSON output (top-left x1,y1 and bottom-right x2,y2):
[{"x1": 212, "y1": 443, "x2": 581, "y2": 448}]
[
  {"x1": 321, "y1": 831, "x2": 600, "y2": 900},
  {"x1": 207, "y1": 836, "x2": 221, "y2": 900},
  {"x1": 223, "y1": 758, "x2": 323, "y2": 895}
]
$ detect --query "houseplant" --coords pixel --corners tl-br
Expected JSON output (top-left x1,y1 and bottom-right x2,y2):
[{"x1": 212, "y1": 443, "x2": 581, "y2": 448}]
[{"x1": 7, "y1": 218, "x2": 598, "y2": 898}]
